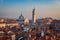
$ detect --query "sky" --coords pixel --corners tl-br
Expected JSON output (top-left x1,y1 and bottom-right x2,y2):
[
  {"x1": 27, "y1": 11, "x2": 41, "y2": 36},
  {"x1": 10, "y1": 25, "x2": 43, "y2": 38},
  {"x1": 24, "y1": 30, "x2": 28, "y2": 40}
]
[{"x1": 0, "y1": 0, "x2": 60, "y2": 19}]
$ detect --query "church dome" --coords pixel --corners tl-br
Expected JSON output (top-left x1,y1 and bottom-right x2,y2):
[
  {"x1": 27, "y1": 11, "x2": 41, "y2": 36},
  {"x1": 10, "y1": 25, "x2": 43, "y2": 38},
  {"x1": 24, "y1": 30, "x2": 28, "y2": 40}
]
[
  {"x1": 19, "y1": 13, "x2": 24, "y2": 20},
  {"x1": 24, "y1": 18, "x2": 29, "y2": 24}
]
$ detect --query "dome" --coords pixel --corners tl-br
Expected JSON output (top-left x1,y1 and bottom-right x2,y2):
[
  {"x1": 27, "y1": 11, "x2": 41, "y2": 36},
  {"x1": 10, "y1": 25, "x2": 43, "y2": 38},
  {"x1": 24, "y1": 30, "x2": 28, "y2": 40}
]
[
  {"x1": 24, "y1": 18, "x2": 29, "y2": 24},
  {"x1": 16, "y1": 13, "x2": 25, "y2": 24},
  {"x1": 19, "y1": 13, "x2": 24, "y2": 20}
]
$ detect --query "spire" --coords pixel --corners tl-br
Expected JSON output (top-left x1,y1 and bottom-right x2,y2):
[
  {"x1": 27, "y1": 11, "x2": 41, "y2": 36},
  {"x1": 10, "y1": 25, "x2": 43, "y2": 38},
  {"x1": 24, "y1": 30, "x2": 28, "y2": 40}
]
[
  {"x1": 32, "y1": 8, "x2": 36, "y2": 15},
  {"x1": 21, "y1": 12, "x2": 23, "y2": 16},
  {"x1": 33, "y1": 8, "x2": 35, "y2": 10}
]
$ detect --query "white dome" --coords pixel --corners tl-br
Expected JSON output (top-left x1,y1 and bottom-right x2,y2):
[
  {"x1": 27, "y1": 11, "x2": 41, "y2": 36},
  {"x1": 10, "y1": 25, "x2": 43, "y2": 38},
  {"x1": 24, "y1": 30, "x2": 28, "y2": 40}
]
[{"x1": 24, "y1": 18, "x2": 29, "y2": 24}]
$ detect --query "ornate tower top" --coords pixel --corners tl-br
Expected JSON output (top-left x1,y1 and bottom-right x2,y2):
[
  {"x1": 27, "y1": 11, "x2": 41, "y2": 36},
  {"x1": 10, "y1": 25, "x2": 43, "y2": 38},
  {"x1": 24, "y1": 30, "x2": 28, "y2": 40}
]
[{"x1": 32, "y1": 8, "x2": 36, "y2": 15}]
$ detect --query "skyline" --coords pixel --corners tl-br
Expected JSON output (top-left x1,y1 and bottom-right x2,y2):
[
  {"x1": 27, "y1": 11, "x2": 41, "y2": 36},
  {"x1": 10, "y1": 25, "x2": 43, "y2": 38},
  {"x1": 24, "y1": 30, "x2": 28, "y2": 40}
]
[{"x1": 0, "y1": 0, "x2": 60, "y2": 19}]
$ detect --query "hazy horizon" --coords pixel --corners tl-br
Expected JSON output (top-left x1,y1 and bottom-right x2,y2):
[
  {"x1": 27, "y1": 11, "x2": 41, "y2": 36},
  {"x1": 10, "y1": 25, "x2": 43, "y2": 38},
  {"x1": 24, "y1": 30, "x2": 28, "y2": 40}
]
[{"x1": 0, "y1": 0, "x2": 60, "y2": 19}]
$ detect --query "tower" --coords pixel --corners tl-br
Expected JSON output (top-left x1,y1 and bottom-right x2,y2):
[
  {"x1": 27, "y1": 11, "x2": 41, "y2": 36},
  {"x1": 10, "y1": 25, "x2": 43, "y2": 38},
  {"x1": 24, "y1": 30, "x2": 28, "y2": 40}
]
[{"x1": 32, "y1": 8, "x2": 36, "y2": 24}]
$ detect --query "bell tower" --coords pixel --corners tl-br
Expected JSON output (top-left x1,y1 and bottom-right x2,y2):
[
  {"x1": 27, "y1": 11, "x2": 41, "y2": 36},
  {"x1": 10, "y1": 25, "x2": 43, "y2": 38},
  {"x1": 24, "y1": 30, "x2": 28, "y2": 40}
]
[{"x1": 32, "y1": 8, "x2": 36, "y2": 24}]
